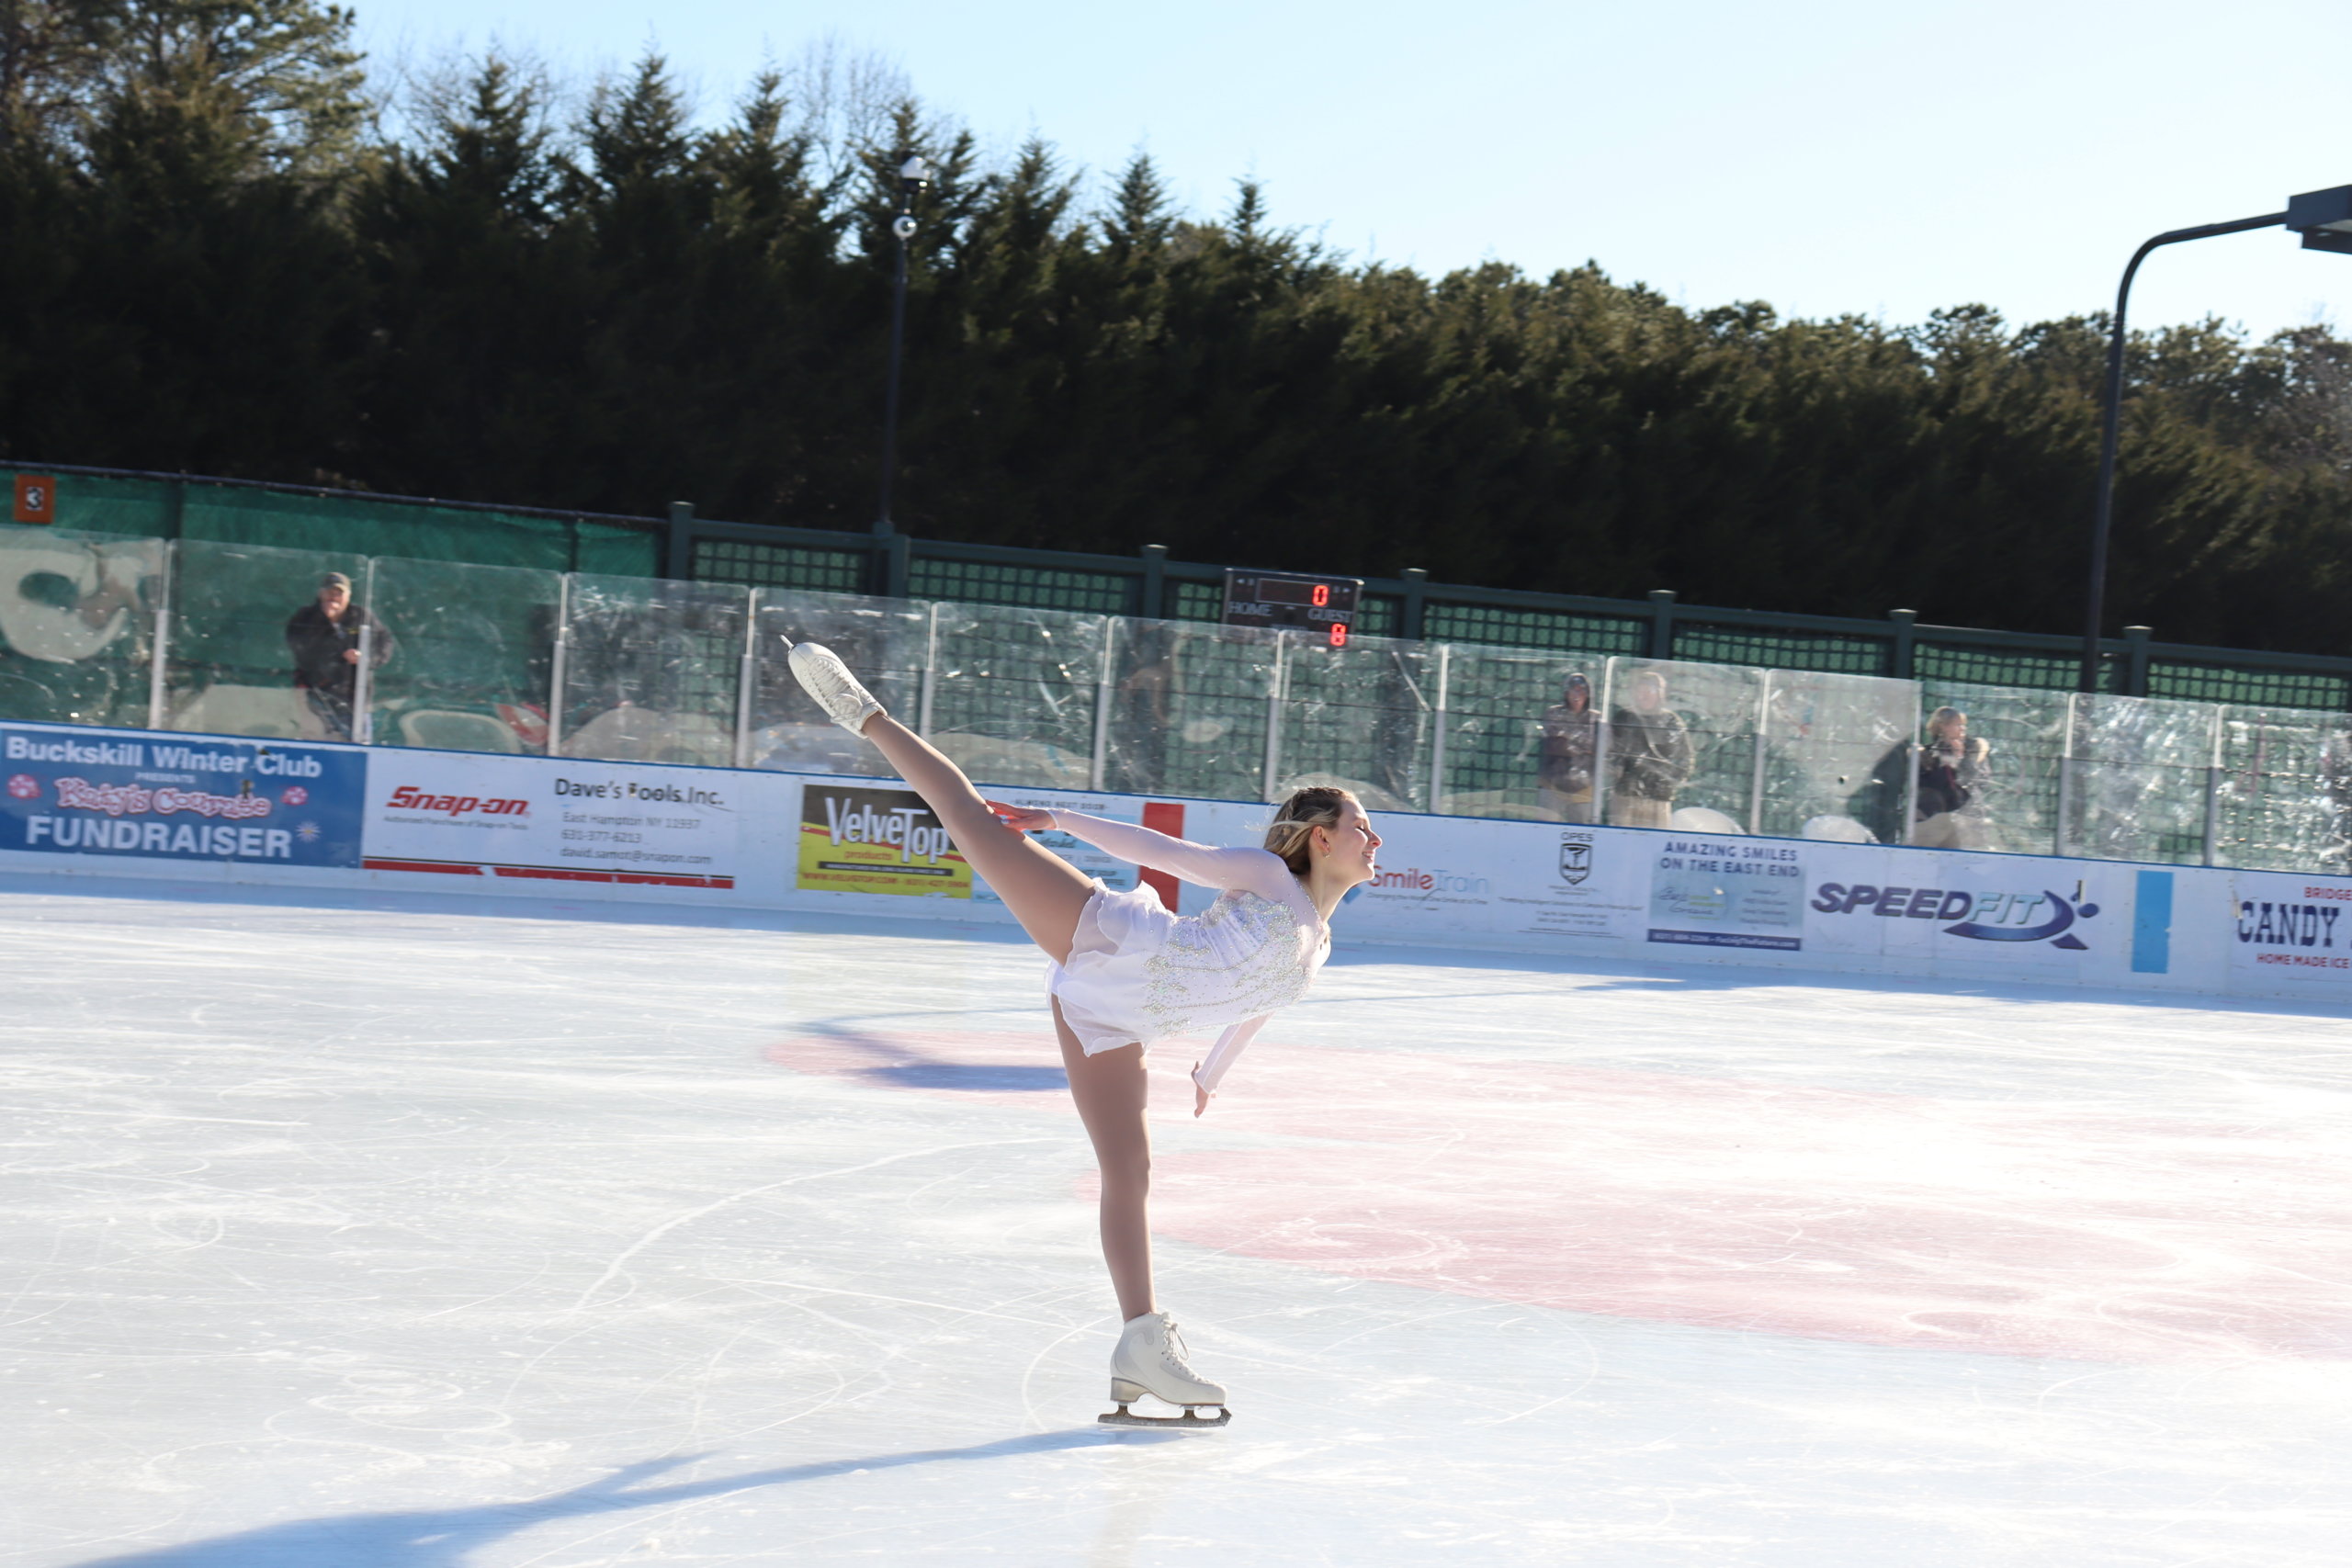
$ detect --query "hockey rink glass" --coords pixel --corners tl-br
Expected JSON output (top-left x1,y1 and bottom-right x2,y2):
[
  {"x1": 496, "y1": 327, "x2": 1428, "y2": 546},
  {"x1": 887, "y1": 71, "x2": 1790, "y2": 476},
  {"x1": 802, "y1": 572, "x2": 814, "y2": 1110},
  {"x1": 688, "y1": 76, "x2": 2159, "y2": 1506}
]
[
  {"x1": 1751, "y1": 669, "x2": 1920, "y2": 840},
  {"x1": 747, "y1": 588, "x2": 932, "y2": 776},
  {"x1": 0, "y1": 524, "x2": 167, "y2": 731},
  {"x1": 2060, "y1": 694, "x2": 2222, "y2": 866},
  {"x1": 2211, "y1": 705, "x2": 2352, "y2": 872},
  {"x1": 924, "y1": 601, "x2": 1108, "y2": 791},
  {"x1": 554, "y1": 574, "x2": 750, "y2": 767},
  {"x1": 1102, "y1": 616, "x2": 1282, "y2": 803},
  {"x1": 164, "y1": 538, "x2": 370, "y2": 740},
  {"x1": 1600, "y1": 657, "x2": 1767, "y2": 831},
  {"x1": 1272, "y1": 629, "x2": 1436, "y2": 814},
  {"x1": 361, "y1": 557, "x2": 561, "y2": 755}
]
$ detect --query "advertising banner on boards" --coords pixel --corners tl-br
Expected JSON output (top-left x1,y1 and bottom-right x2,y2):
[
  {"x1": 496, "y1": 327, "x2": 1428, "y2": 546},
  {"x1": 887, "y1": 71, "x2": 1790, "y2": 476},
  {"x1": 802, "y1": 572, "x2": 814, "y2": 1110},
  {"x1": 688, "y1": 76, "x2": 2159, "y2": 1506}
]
[
  {"x1": 364, "y1": 751, "x2": 741, "y2": 889},
  {"x1": 1799, "y1": 842, "x2": 2135, "y2": 976},
  {"x1": 795, "y1": 779, "x2": 968, "y2": 898},
  {"x1": 1645, "y1": 835, "x2": 1808, "y2": 951},
  {"x1": 1, "y1": 723, "x2": 364, "y2": 867},
  {"x1": 2226, "y1": 868, "x2": 2352, "y2": 986}
]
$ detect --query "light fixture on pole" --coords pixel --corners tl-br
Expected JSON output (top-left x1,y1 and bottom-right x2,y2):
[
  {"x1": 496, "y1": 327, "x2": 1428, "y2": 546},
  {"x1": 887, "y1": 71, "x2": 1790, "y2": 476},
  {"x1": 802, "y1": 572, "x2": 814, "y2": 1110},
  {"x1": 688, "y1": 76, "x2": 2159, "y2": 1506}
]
[
  {"x1": 875, "y1": 152, "x2": 933, "y2": 540},
  {"x1": 2078, "y1": 184, "x2": 2352, "y2": 692}
]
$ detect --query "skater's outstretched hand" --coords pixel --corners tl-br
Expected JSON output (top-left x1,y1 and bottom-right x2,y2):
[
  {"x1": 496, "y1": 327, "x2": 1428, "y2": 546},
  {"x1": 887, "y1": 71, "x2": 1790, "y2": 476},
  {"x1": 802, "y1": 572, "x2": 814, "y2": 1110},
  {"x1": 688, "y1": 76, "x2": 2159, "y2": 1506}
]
[
  {"x1": 1193, "y1": 1063, "x2": 1212, "y2": 1118},
  {"x1": 985, "y1": 800, "x2": 1056, "y2": 834}
]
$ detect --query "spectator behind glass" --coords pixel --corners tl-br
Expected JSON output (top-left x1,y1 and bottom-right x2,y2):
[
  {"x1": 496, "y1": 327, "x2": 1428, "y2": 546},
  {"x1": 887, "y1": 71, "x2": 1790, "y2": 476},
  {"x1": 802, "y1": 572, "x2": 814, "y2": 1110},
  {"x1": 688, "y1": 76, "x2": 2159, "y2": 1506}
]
[
  {"x1": 1537, "y1": 672, "x2": 1599, "y2": 821},
  {"x1": 1607, "y1": 669, "x2": 1693, "y2": 829},
  {"x1": 285, "y1": 571, "x2": 394, "y2": 741},
  {"x1": 1912, "y1": 705, "x2": 1990, "y2": 848}
]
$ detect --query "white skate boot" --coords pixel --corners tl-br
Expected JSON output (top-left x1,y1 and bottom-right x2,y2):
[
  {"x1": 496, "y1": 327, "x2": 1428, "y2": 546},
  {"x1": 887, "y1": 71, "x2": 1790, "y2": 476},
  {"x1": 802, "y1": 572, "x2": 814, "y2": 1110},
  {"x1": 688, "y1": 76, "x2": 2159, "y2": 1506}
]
[
  {"x1": 785, "y1": 641, "x2": 885, "y2": 735},
  {"x1": 1100, "y1": 1311, "x2": 1231, "y2": 1428}
]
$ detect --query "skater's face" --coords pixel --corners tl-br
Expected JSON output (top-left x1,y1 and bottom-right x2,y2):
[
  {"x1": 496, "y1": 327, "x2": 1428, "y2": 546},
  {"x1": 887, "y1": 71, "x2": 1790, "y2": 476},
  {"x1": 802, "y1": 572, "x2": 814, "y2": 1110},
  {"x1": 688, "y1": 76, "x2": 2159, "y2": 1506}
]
[{"x1": 1314, "y1": 800, "x2": 1382, "y2": 885}]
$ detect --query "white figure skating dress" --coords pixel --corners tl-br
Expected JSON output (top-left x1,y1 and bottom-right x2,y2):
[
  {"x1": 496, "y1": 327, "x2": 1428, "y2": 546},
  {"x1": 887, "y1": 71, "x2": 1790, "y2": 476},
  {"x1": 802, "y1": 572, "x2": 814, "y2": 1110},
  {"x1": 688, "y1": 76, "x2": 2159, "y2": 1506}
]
[{"x1": 1041, "y1": 810, "x2": 1329, "y2": 1093}]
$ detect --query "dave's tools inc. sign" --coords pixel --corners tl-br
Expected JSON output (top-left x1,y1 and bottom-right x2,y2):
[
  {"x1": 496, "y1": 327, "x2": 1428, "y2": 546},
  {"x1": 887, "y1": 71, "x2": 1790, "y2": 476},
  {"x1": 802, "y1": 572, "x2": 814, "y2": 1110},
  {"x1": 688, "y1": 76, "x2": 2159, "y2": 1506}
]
[{"x1": 0, "y1": 726, "x2": 364, "y2": 866}]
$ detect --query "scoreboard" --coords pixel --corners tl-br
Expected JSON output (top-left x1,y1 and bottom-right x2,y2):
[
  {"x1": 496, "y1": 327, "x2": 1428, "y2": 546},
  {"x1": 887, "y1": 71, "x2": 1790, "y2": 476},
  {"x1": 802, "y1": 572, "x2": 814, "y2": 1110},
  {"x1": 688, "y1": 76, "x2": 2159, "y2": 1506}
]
[{"x1": 1221, "y1": 569, "x2": 1364, "y2": 647}]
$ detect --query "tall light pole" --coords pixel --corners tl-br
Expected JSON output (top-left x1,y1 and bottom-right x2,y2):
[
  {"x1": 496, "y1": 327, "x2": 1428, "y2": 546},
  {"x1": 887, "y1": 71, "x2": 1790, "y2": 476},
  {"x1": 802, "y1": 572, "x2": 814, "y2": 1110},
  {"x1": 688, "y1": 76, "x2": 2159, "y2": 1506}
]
[
  {"x1": 875, "y1": 152, "x2": 932, "y2": 540},
  {"x1": 2079, "y1": 185, "x2": 2352, "y2": 692}
]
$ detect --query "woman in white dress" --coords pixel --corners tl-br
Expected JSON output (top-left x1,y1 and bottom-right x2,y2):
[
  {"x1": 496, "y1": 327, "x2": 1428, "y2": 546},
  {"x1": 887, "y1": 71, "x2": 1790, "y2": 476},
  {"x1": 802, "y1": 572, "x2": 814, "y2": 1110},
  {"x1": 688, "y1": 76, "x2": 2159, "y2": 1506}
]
[{"x1": 786, "y1": 641, "x2": 1382, "y2": 1424}]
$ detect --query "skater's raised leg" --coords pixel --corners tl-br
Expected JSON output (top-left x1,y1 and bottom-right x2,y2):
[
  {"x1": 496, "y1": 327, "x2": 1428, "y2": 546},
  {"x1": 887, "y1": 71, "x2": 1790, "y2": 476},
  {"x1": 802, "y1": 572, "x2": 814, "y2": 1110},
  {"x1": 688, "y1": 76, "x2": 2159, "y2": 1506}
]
[
  {"x1": 1053, "y1": 998, "x2": 1153, "y2": 1321},
  {"x1": 788, "y1": 642, "x2": 1092, "y2": 961}
]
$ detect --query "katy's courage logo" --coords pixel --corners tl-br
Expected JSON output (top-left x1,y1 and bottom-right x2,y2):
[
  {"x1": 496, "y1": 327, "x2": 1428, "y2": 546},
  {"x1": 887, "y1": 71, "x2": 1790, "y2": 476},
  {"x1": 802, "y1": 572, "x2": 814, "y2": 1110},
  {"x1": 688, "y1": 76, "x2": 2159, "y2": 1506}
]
[
  {"x1": 1558, "y1": 833, "x2": 1591, "y2": 886},
  {"x1": 1811, "y1": 882, "x2": 2100, "y2": 950}
]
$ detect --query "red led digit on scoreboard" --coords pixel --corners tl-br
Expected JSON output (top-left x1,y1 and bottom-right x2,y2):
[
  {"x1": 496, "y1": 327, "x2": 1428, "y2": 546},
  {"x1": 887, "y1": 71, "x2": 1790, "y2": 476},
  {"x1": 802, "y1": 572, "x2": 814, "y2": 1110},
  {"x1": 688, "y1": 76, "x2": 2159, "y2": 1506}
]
[
  {"x1": 1329, "y1": 623, "x2": 1348, "y2": 648},
  {"x1": 1311, "y1": 582, "x2": 1329, "y2": 607}
]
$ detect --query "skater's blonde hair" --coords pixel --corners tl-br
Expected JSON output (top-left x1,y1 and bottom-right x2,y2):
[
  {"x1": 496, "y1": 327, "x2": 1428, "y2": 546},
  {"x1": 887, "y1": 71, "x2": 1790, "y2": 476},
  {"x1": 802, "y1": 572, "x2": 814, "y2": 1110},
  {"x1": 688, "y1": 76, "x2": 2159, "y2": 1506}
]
[{"x1": 1263, "y1": 786, "x2": 1355, "y2": 874}]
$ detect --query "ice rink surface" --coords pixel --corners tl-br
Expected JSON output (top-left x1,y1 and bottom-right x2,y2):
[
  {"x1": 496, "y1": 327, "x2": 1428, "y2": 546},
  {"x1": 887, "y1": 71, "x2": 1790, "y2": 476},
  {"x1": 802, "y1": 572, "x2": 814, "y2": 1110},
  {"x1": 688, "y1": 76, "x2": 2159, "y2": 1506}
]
[{"x1": 3, "y1": 872, "x2": 2349, "y2": 1568}]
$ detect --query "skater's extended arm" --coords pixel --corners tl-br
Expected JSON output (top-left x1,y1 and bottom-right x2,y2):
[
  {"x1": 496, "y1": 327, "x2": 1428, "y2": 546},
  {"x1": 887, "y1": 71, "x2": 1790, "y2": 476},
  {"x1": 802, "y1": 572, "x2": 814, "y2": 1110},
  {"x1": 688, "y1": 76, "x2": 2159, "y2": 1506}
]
[
  {"x1": 1010, "y1": 808, "x2": 1296, "y2": 899},
  {"x1": 1191, "y1": 1015, "x2": 1267, "y2": 1111}
]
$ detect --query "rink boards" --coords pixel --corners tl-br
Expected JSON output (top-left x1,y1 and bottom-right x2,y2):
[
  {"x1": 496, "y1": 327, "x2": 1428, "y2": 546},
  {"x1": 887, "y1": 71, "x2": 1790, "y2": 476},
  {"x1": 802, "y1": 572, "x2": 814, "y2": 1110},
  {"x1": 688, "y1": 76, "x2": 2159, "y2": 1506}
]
[{"x1": 2, "y1": 716, "x2": 2346, "y2": 1006}]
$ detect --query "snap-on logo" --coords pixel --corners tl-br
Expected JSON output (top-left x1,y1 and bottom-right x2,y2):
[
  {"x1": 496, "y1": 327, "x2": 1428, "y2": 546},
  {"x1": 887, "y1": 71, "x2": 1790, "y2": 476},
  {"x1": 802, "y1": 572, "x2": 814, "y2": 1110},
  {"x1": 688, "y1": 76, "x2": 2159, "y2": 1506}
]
[
  {"x1": 386, "y1": 785, "x2": 529, "y2": 818},
  {"x1": 1811, "y1": 883, "x2": 2099, "y2": 950}
]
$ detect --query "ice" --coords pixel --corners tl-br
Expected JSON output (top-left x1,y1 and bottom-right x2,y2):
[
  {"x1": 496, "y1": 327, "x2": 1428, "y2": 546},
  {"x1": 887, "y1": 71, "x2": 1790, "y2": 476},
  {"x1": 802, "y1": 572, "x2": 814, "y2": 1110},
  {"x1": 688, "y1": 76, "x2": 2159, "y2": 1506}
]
[{"x1": 3, "y1": 872, "x2": 2349, "y2": 1566}]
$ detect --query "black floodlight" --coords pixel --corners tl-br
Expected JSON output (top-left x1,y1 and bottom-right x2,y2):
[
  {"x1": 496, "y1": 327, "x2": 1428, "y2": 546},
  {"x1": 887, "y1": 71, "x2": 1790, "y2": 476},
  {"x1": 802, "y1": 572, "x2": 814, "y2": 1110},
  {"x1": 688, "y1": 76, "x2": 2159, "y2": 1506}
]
[{"x1": 2287, "y1": 185, "x2": 2352, "y2": 254}]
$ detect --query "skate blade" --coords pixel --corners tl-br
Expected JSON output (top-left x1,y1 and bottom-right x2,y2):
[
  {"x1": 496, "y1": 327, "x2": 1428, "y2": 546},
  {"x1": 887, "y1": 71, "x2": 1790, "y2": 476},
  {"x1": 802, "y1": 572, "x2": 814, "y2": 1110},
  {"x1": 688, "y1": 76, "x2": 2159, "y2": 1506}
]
[{"x1": 1098, "y1": 1404, "x2": 1231, "y2": 1429}]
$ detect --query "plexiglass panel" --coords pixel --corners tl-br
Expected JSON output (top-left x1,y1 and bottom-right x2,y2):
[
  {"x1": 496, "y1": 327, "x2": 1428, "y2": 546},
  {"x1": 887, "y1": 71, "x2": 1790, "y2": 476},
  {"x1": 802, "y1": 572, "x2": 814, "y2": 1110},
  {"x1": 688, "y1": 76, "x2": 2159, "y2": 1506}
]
[
  {"x1": 1102, "y1": 617, "x2": 1279, "y2": 803},
  {"x1": 1600, "y1": 659, "x2": 1765, "y2": 832},
  {"x1": 2063, "y1": 694, "x2": 2218, "y2": 865},
  {"x1": 1274, "y1": 631, "x2": 1435, "y2": 812},
  {"x1": 747, "y1": 590, "x2": 931, "y2": 776},
  {"x1": 1755, "y1": 670, "x2": 1920, "y2": 840},
  {"x1": 1912, "y1": 682, "x2": 2069, "y2": 854},
  {"x1": 926, "y1": 602, "x2": 1106, "y2": 789},
  {"x1": 363, "y1": 557, "x2": 560, "y2": 754},
  {"x1": 557, "y1": 575, "x2": 747, "y2": 767},
  {"x1": 1430, "y1": 646, "x2": 1602, "y2": 822},
  {"x1": 0, "y1": 525, "x2": 167, "y2": 728},
  {"x1": 2212, "y1": 705, "x2": 2352, "y2": 872},
  {"x1": 165, "y1": 538, "x2": 370, "y2": 740}
]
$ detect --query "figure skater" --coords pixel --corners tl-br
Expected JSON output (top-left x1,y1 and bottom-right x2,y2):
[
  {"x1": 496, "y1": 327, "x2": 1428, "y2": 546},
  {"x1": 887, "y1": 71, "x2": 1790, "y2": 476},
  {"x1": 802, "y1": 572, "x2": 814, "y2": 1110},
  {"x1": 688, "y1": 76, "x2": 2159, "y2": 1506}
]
[{"x1": 786, "y1": 641, "x2": 1382, "y2": 1427}]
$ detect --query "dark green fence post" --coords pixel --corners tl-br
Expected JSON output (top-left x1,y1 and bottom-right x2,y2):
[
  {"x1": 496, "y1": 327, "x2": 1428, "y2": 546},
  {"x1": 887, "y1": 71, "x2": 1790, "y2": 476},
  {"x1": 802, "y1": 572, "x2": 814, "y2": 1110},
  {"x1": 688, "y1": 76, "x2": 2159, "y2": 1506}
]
[
  {"x1": 1647, "y1": 590, "x2": 1677, "y2": 660},
  {"x1": 1139, "y1": 544, "x2": 1168, "y2": 619},
  {"x1": 884, "y1": 533, "x2": 912, "y2": 599},
  {"x1": 1887, "y1": 608, "x2": 1917, "y2": 679},
  {"x1": 1400, "y1": 568, "x2": 1429, "y2": 641},
  {"x1": 665, "y1": 502, "x2": 695, "y2": 580},
  {"x1": 2123, "y1": 626, "x2": 2153, "y2": 697}
]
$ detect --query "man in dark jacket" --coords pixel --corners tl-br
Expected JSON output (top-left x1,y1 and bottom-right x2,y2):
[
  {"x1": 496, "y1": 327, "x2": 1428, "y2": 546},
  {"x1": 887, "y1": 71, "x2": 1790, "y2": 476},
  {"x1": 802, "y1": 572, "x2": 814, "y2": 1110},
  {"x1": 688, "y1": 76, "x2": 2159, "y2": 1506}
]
[
  {"x1": 1606, "y1": 669, "x2": 1693, "y2": 829},
  {"x1": 285, "y1": 571, "x2": 393, "y2": 740}
]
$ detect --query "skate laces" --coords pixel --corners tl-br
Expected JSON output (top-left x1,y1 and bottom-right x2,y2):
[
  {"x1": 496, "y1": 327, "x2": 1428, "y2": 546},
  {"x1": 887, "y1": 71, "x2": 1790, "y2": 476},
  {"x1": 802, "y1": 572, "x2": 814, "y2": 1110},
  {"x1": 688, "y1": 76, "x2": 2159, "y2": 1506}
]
[{"x1": 1160, "y1": 1317, "x2": 1199, "y2": 1374}]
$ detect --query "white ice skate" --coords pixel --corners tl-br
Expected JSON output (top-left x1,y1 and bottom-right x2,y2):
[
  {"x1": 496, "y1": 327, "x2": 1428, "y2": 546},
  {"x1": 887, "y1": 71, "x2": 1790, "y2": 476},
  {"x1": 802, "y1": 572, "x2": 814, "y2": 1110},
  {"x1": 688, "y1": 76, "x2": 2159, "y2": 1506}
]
[
  {"x1": 784, "y1": 640, "x2": 885, "y2": 735},
  {"x1": 1100, "y1": 1311, "x2": 1231, "y2": 1428}
]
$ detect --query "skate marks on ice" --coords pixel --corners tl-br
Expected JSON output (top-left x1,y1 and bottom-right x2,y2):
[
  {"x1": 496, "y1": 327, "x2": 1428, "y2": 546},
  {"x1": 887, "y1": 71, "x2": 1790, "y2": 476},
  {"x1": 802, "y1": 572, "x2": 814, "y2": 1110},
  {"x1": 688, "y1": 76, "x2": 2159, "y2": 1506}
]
[
  {"x1": 766, "y1": 1026, "x2": 2352, "y2": 1364},
  {"x1": 61, "y1": 1433, "x2": 1184, "y2": 1568}
]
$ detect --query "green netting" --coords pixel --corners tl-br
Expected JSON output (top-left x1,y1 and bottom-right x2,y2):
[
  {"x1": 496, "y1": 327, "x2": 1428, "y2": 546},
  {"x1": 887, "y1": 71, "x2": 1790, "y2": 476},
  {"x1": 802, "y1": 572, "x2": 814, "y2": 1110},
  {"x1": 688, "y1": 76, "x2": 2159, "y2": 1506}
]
[
  {"x1": 2, "y1": 468, "x2": 659, "y2": 576},
  {"x1": 1105, "y1": 616, "x2": 1277, "y2": 800},
  {"x1": 1422, "y1": 601, "x2": 1645, "y2": 656},
  {"x1": 1167, "y1": 580, "x2": 1225, "y2": 622},
  {"x1": 1671, "y1": 624, "x2": 1890, "y2": 676},
  {"x1": 695, "y1": 537, "x2": 867, "y2": 593},
  {"x1": 1355, "y1": 596, "x2": 1400, "y2": 638},
  {"x1": 2148, "y1": 661, "x2": 2352, "y2": 710},
  {"x1": 1435, "y1": 645, "x2": 1600, "y2": 818},
  {"x1": 1601, "y1": 659, "x2": 1768, "y2": 829},
  {"x1": 908, "y1": 556, "x2": 1136, "y2": 615},
  {"x1": 1915, "y1": 642, "x2": 2120, "y2": 693},
  {"x1": 1914, "y1": 682, "x2": 2070, "y2": 856},
  {"x1": 557, "y1": 575, "x2": 749, "y2": 766}
]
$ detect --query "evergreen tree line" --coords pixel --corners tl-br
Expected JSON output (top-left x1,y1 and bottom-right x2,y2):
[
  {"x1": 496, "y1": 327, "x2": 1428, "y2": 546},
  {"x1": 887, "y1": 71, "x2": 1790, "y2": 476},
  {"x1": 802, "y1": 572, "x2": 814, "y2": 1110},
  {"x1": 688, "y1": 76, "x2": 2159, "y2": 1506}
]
[{"x1": 5, "y1": 1, "x2": 2350, "y2": 652}]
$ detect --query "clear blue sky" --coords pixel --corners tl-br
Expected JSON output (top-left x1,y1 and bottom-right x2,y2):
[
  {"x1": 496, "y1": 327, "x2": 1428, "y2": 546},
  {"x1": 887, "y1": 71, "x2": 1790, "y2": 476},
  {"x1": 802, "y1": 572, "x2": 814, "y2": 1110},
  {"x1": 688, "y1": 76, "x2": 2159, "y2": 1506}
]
[{"x1": 356, "y1": 0, "x2": 2352, "y2": 342}]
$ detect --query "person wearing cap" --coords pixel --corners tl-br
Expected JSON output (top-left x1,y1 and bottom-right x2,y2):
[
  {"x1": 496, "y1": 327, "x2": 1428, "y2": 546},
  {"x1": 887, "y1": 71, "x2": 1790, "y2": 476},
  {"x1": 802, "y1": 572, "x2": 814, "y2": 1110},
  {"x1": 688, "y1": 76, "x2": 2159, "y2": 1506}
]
[
  {"x1": 1536, "y1": 671, "x2": 1599, "y2": 821},
  {"x1": 284, "y1": 571, "x2": 394, "y2": 740}
]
